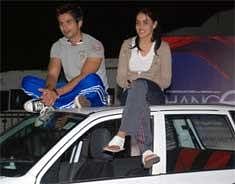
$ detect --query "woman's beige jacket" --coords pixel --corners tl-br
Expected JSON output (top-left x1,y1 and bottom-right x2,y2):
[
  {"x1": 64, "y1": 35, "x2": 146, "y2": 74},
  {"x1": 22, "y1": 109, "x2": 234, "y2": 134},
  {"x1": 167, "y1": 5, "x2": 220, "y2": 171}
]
[{"x1": 116, "y1": 37, "x2": 172, "y2": 90}]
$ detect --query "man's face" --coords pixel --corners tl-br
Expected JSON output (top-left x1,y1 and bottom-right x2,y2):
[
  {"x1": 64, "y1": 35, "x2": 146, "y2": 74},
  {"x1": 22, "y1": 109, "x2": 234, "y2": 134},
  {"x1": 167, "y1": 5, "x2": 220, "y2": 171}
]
[{"x1": 58, "y1": 13, "x2": 81, "y2": 39}]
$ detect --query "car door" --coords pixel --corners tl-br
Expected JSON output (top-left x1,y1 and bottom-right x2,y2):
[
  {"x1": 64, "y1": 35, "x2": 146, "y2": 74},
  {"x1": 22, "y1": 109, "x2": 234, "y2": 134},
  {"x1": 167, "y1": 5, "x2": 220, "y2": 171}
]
[
  {"x1": 155, "y1": 109, "x2": 235, "y2": 184},
  {"x1": 36, "y1": 112, "x2": 161, "y2": 184}
]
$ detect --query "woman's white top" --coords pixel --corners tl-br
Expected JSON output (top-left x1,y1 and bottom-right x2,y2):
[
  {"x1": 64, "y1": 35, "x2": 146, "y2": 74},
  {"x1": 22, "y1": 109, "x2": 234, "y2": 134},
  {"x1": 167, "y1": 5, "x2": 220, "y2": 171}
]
[{"x1": 129, "y1": 39, "x2": 155, "y2": 73}]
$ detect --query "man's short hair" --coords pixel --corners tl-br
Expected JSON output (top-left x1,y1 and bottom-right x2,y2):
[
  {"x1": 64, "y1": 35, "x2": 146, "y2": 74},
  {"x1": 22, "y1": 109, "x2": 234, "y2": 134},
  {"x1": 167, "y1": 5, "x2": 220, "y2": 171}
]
[{"x1": 56, "y1": 4, "x2": 83, "y2": 22}]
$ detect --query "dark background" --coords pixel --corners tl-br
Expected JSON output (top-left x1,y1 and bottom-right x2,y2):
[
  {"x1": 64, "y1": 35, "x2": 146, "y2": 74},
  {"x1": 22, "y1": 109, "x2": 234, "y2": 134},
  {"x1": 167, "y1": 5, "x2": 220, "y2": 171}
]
[{"x1": 1, "y1": 1, "x2": 234, "y2": 72}]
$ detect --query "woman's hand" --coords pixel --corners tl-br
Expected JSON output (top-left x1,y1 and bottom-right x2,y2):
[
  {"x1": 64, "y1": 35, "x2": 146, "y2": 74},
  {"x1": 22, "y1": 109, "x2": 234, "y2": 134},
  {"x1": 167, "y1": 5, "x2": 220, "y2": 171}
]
[{"x1": 127, "y1": 80, "x2": 133, "y2": 88}]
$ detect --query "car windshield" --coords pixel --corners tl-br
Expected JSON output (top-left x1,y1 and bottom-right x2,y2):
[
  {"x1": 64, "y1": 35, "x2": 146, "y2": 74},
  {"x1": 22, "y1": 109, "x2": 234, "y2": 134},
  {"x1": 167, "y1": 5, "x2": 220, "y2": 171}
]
[{"x1": 0, "y1": 111, "x2": 86, "y2": 177}]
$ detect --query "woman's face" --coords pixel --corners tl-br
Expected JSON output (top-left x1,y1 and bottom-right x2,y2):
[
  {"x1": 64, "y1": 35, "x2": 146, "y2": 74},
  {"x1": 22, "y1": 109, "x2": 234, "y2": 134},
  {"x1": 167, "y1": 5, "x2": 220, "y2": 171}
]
[{"x1": 135, "y1": 12, "x2": 157, "y2": 40}]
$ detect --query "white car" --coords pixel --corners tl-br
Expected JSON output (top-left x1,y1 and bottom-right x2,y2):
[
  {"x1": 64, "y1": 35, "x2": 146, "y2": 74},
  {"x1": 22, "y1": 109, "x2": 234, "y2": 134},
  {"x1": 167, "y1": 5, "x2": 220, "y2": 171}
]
[{"x1": 0, "y1": 105, "x2": 235, "y2": 184}]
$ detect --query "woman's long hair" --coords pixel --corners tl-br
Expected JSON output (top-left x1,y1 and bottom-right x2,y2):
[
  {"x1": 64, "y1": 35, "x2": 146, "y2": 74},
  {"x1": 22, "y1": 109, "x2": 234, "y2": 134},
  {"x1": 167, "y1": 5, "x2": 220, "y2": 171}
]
[{"x1": 132, "y1": 8, "x2": 162, "y2": 55}]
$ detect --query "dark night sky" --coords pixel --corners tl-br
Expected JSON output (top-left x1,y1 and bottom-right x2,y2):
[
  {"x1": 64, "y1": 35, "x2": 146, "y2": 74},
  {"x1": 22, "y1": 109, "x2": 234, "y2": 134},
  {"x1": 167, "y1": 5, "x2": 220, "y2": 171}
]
[{"x1": 1, "y1": 1, "x2": 234, "y2": 72}]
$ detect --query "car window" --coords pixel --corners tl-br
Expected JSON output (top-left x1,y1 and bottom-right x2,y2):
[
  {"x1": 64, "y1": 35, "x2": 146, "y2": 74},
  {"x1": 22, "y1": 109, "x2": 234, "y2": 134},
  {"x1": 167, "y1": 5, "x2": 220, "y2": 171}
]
[
  {"x1": 41, "y1": 118, "x2": 153, "y2": 183},
  {"x1": 0, "y1": 112, "x2": 85, "y2": 177},
  {"x1": 165, "y1": 114, "x2": 235, "y2": 174},
  {"x1": 190, "y1": 114, "x2": 235, "y2": 150}
]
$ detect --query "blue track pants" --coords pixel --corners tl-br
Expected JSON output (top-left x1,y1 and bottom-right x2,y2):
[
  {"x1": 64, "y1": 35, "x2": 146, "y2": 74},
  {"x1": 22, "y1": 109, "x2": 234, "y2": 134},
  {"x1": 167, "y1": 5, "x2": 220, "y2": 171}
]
[{"x1": 21, "y1": 73, "x2": 108, "y2": 109}]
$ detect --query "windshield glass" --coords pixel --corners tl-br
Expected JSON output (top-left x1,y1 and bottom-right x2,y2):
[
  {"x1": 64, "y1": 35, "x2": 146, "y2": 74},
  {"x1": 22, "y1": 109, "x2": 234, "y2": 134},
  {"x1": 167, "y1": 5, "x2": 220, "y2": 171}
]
[{"x1": 0, "y1": 111, "x2": 86, "y2": 177}]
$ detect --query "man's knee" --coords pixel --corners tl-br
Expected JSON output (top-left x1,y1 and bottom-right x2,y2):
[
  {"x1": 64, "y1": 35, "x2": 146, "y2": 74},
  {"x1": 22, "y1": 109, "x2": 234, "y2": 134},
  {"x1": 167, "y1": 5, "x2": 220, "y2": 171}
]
[{"x1": 21, "y1": 75, "x2": 44, "y2": 90}]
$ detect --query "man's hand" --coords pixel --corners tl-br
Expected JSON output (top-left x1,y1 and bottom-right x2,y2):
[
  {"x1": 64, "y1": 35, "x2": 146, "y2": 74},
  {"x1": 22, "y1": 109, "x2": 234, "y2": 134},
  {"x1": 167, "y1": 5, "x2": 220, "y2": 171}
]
[
  {"x1": 39, "y1": 88, "x2": 58, "y2": 106},
  {"x1": 127, "y1": 80, "x2": 133, "y2": 88}
]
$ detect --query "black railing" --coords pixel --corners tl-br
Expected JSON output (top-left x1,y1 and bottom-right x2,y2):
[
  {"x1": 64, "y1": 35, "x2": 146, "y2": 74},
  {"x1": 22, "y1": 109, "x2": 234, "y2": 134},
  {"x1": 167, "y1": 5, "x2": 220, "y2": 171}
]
[{"x1": 0, "y1": 110, "x2": 32, "y2": 134}]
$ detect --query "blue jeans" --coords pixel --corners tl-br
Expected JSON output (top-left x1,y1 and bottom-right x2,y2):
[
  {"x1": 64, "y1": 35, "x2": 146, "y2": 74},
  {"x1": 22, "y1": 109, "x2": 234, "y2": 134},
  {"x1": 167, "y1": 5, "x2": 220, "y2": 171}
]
[
  {"x1": 119, "y1": 78, "x2": 165, "y2": 153},
  {"x1": 21, "y1": 73, "x2": 108, "y2": 109}
]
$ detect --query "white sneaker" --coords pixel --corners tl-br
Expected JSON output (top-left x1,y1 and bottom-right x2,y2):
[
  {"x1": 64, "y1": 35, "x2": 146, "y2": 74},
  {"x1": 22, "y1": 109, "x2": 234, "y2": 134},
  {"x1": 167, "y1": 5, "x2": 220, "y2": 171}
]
[
  {"x1": 142, "y1": 150, "x2": 160, "y2": 168},
  {"x1": 74, "y1": 95, "x2": 91, "y2": 108},
  {"x1": 24, "y1": 99, "x2": 45, "y2": 113},
  {"x1": 34, "y1": 106, "x2": 54, "y2": 127}
]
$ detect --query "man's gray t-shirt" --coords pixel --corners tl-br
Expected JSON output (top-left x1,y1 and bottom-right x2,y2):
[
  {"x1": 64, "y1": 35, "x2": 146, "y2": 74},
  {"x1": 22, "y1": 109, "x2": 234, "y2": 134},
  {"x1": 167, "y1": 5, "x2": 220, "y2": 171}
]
[{"x1": 50, "y1": 33, "x2": 108, "y2": 90}]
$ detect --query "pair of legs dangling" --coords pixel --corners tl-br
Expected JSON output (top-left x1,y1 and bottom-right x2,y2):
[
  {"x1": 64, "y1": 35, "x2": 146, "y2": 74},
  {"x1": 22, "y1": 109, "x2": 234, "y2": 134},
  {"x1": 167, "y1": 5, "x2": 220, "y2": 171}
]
[
  {"x1": 22, "y1": 73, "x2": 108, "y2": 112},
  {"x1": 104, "y1": 79, "x2": 165, "y2": 168}
]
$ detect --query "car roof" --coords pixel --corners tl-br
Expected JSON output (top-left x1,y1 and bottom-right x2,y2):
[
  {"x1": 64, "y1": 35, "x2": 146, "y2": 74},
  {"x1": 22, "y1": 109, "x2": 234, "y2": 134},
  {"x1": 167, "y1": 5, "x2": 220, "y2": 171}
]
[{"x1": 56, "y1": 104, "x2": 235, "y2": 116}]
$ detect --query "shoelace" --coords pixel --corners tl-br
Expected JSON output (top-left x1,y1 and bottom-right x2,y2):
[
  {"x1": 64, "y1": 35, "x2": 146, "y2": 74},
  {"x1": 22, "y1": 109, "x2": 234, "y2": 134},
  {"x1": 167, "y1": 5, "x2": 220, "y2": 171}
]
[
  {"x1": 37, "y1": 106, "x2": 54, "y2": 125},
  {"x1": 39, "y1": 106, "x2": 53, "y2": 116},
  {"x1": 33, "y1": 100, "x2": 45, "y2": 112}
]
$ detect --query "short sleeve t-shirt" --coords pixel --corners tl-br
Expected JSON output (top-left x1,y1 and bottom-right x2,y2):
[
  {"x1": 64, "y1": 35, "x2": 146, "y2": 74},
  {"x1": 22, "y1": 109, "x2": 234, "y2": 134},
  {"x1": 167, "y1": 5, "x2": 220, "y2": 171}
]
[{"x1": 50, "y1": 33, "x2": 108, "y2": 90}]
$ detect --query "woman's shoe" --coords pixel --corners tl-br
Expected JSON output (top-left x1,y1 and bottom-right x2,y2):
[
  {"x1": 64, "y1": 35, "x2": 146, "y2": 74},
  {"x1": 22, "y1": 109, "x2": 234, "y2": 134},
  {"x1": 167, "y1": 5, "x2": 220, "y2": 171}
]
[
  {"x1": 103, "y1": 135, "x2": 125, "y2": 153},
  {"x1": 142, "y1": 150, "x2": 160, "y2": 168}
]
